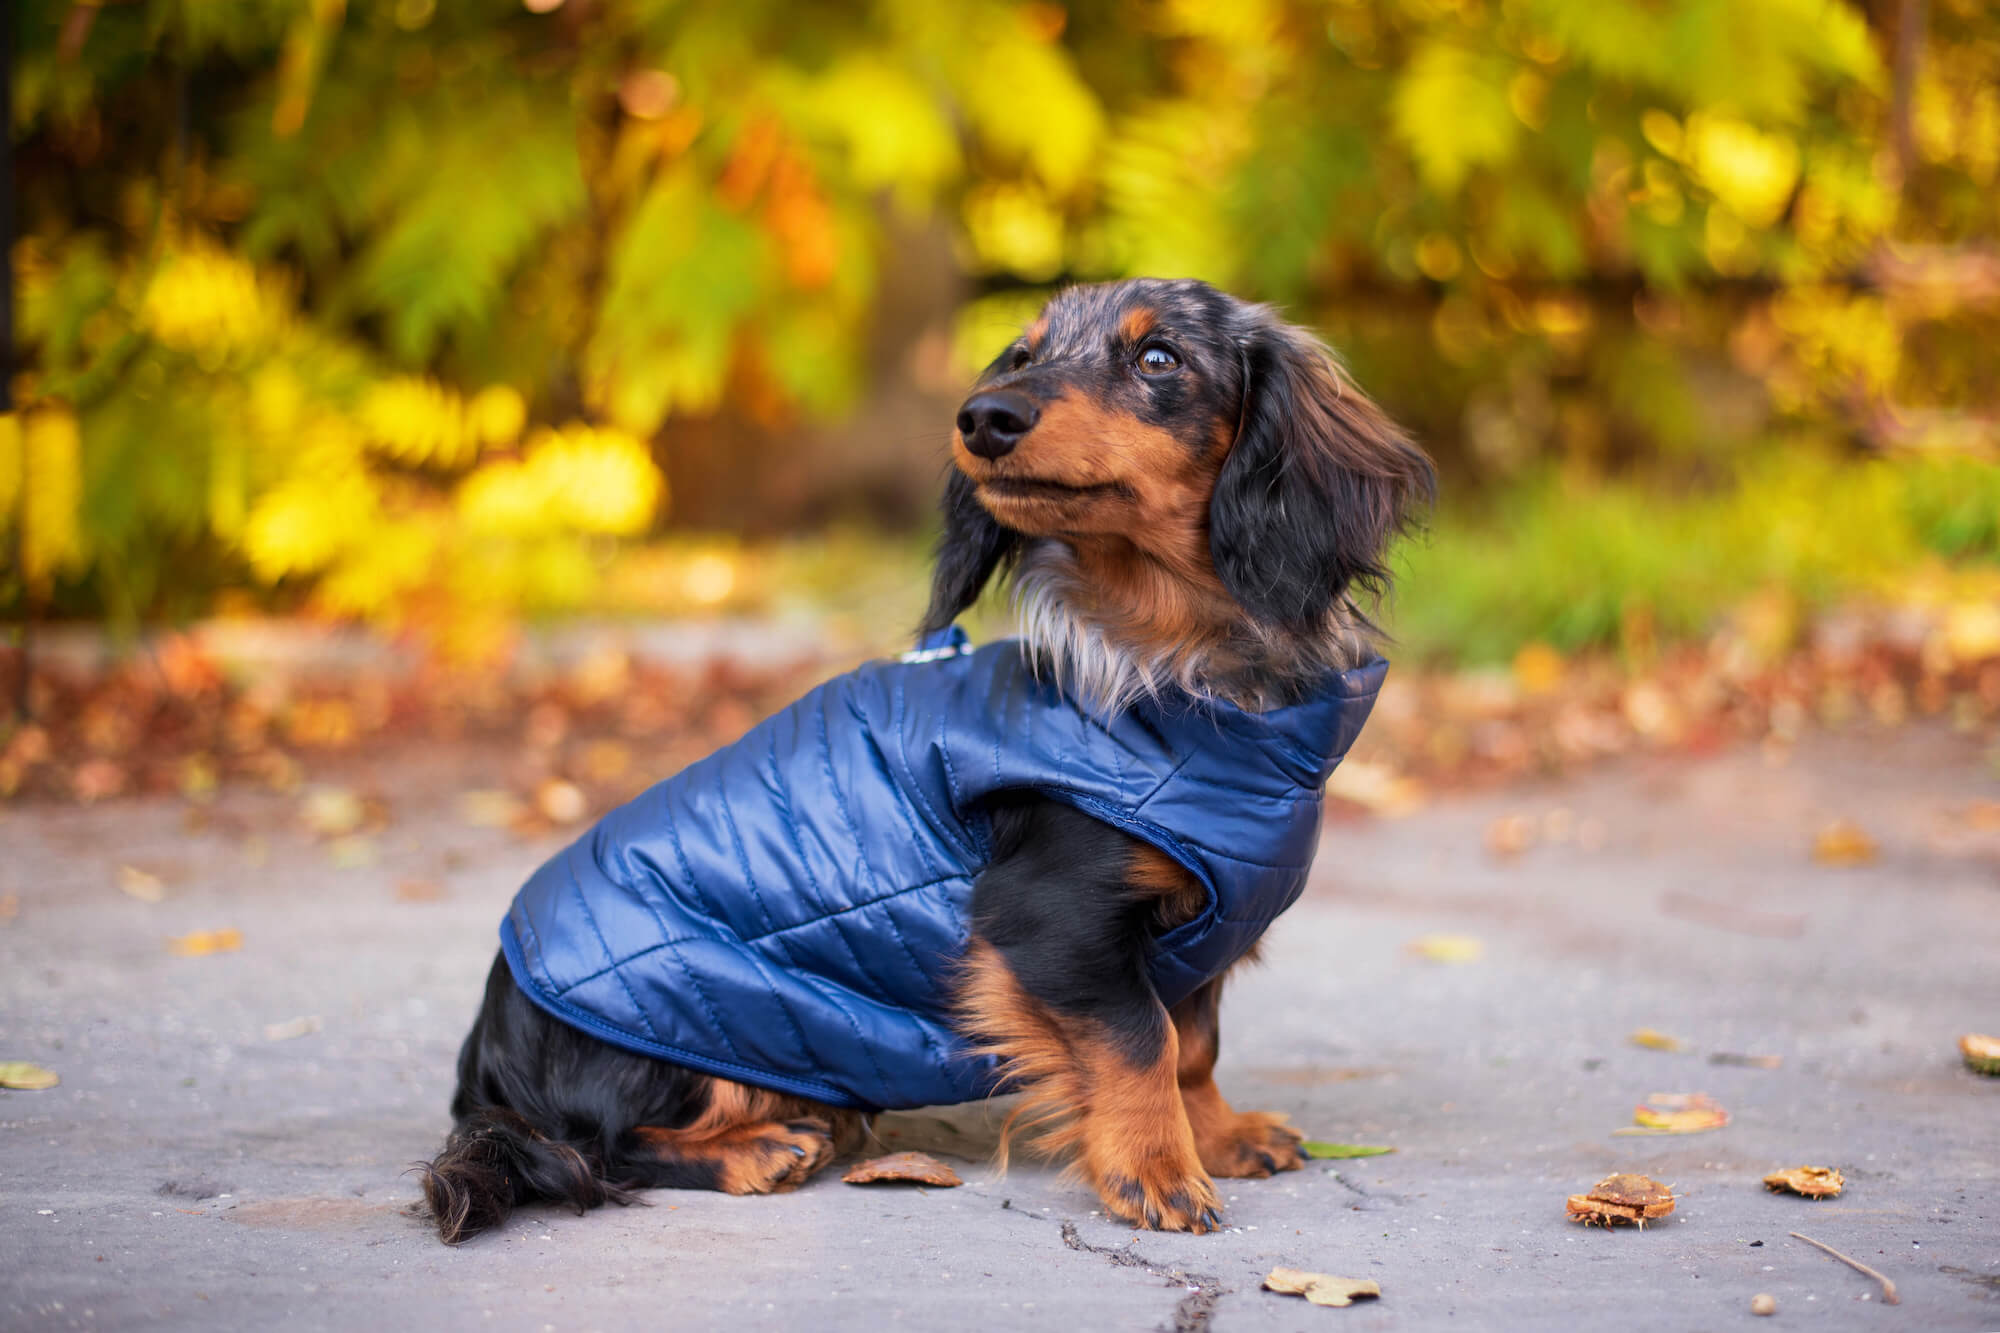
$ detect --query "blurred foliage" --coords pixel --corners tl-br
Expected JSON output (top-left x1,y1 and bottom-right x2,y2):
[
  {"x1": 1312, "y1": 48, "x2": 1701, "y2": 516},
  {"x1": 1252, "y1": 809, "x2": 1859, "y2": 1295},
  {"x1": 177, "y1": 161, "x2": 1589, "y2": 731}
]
[{"x1": 4, "y1": 0, "x2": 1997, "y2": 659}]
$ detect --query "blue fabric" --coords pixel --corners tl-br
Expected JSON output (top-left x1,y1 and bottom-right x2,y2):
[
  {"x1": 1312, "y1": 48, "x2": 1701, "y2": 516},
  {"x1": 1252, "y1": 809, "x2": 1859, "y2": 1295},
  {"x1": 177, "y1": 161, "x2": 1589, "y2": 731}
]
[{"x1": 500, "y1": 631, "x2": 1386, "y2": 1111}]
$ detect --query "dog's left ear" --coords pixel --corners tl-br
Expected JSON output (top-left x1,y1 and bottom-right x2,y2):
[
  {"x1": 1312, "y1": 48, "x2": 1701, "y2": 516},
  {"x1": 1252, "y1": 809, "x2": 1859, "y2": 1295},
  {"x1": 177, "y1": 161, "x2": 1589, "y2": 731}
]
[
  {"x1": 1210, "y1": 321, "x2": 1435, "y2": 631},
  {"x1": 919, "y1": 468, "x2": 1020, "y2": 635}
]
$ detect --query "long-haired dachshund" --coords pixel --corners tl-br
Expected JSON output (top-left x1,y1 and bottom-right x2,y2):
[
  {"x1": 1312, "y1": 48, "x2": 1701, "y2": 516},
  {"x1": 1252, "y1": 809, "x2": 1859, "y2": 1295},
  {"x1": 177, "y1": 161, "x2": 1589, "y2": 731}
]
[{"x1": 420, "y1": 277, "x2": 1433, "y2": 1243}]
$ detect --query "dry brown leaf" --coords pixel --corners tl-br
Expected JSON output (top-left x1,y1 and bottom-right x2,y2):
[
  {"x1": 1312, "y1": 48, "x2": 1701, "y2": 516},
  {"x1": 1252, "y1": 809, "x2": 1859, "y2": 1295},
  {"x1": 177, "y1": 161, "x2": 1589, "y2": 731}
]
[
  {"x1": 1628, "y1": 1028, "x2": 1686, "y2": 1053},
  {"x1": 1763, "y1": 1166, "x2": 1844, "y2": 1198},
  {"x1": 168, "y1": 928, "x2": 243, "y2": 957},
  {"x1": 841, "y1": 1152, "x2": 962, "y2": 1186},
  {"x1": 1618, "y1": 1091, "x2": 1729, "y2": 1135},
  {"x1": 117, "y1": 865, "x2": 167, "y2": 903},
  {"x1": 1567, "y1": 1173, "x2": 1676, "y2": 1227},
  {"x1": 1407, "y1": 934, "x2": 1483, "y2": 963},
  {"x1": 1960, "y1": 1033, "x2": 2000, "y2": 1076},
  {"x1": 0, "y1": 1061, "x2": 60, "y2": 1091},
  {"x1": 1812, "y1": 818, "x2": 1878, "y2": 867},
  {"x1": 1263, "y1": 1268, "x2": 1381, "y2": 1307}
]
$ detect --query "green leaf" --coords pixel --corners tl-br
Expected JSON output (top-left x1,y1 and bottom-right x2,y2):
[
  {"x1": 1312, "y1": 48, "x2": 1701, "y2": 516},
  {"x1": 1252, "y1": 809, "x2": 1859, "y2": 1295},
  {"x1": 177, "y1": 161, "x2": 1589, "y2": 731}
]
[{"x1": 1302, "y1": 1142, "x2": 1397, "y2": 1159}]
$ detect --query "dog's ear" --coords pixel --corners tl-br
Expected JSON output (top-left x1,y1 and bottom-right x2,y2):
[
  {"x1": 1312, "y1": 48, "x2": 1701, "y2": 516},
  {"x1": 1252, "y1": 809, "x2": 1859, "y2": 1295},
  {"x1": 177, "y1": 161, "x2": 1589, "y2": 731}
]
[
  {"x1": 920, "y1": 468, "x2": 1020, "y2": 635},
  {"x1": 1209, "y1": 321, "x2": 1435, "y2": 631}
]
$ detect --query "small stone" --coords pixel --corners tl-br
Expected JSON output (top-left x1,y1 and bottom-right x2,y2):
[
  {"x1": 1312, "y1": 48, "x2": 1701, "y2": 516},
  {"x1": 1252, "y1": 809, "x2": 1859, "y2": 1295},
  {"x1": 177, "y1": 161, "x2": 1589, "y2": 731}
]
[{"x1": 1751, "y1": 1292, "x2": 1777, "y2": 1316}]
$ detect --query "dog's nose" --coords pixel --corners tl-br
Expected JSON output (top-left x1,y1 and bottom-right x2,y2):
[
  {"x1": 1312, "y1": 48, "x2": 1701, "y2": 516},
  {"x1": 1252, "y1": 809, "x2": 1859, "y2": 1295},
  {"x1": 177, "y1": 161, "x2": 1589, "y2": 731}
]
[{"x1": 956, "y1": 390, "x2": 1039, "y2": 460}]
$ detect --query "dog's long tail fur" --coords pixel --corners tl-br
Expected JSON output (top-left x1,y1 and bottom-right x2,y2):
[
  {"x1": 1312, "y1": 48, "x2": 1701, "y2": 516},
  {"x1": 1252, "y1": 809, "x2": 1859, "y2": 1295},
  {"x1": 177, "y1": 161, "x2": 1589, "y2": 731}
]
[{"x1": 416, "y1": 1108, "x2": 637, "y2": 1245}]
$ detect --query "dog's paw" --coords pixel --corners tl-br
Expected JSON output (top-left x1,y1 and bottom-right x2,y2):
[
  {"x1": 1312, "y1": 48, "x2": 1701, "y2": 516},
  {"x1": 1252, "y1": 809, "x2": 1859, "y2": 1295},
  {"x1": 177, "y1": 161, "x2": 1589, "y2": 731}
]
[
  {"x1": 1194, "y1": 1110, "x2": 1306, "y2": 1179},
  {"x1": 716, "y1": 1118, "x2": 835, "y2": 1194},
  {"x1": 1096, "y1": 1160, "x2": 1224, "y2": 1233}
]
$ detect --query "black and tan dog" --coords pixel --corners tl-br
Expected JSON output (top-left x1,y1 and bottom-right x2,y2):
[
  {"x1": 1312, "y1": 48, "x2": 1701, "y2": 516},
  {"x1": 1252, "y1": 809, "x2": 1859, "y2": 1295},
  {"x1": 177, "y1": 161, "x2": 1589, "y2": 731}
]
[{"x1": 421, "y1": 278, "x2": 1432, "y2": 1243}]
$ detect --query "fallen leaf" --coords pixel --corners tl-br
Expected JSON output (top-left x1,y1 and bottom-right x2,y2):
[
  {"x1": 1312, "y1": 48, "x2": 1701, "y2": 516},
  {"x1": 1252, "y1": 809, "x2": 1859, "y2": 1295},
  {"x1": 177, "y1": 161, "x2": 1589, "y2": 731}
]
[
  {"x1": 262, "y1": 1016, "x2": 322, "y2": 1042},
  {"x1": 1566, "y1": 1173, "x2": 1676, "y2": 1227},
  {"x1": 395, "y1": 878, "x2": 448, "y2": 903},
  {"x1": 1324, "y1": 761, "x2": 1427, "y2": 817},
  {"x1": 72, "y1": 758, "x2": 128, "y2": 803},
  {"x1": 300, "y1": 785, "x2": 366, "y2": 838},
  {"x1": 1264, "y1": 1268, "x2": 1381, "y2": 1307},
  {"x1": 326, "y1": 835, "x2": 377, "y2": 869},
  {"x1": 0, "y1": 1061, "x2": 60, "y2": 1091},
  {"x1": 1407, "y1": 934, "x2": 1483, "y2": 963},
  {"x1": 534, "y1": 778, "x2": 589, "y2": 825},
  {"x1": 841, "y1": 1152, "x2": 962, "y2": 1186},
  {"x1": 1617, "y1": 1092, "x2": 1729, "y2": 1135},
  {"x1": 1708, "y1": 1051, "x2": 1784, "y2": 1069},
  {"x1": 0, "y1": 894, "x2": 18, "y2": 924},
  {"x1": 1628, "y1": 1028, "x2": 1686, "y2": 1053},
  {"x1": 1511, "y1": 641, "x2": 1565, "y2": 695},
  {"x1": 117, "y1": 865, "x2": 167, "y2": 903},
  {"x1": 1483, "y1": 815, "x2": 1535, "y2": 858},
  {"x1": 168, "y1": 928, "x2": 243, "y2": 957},
  {"x1": 1301, "y1": 1142, "x2": 1396, "y2": 1159},
  {"x1": 1812, "y1": 818, "x2": 1878, "y2": 867},
  {"x1": 1961, "y1": 1033, "x2": 2000, "y2": 1076},
  {"x1": 459, "y1": 789, "x2": 527, "y2": 829},
  {"x1": 1763, "y1": 1165, "x2": 1844, "y2": 1198}
]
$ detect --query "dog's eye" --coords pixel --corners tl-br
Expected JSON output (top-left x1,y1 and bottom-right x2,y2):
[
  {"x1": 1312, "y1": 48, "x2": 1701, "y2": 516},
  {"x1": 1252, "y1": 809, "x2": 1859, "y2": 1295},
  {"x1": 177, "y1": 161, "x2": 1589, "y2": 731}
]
[
  {"x1": 1010, "y1": 345, "x2": 1033, "y2": 370},
  {"x1": 1136, "y1": 345, "x2": 1181, "y2": 377}
]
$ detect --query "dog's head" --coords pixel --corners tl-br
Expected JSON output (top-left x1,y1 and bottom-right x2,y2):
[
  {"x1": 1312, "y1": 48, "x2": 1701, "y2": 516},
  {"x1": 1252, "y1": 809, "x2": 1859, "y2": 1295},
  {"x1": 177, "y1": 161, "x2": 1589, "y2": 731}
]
[{"x1": 923, "y1": 278, "x2": 1433, "y2": 708}]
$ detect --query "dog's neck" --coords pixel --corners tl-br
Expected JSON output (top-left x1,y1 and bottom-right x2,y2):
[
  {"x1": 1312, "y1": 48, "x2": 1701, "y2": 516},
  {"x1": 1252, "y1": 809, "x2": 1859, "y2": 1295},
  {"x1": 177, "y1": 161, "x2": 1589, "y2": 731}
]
[{"x1": 1007, "y1": 538, "x2": 1372, "y2": 716}]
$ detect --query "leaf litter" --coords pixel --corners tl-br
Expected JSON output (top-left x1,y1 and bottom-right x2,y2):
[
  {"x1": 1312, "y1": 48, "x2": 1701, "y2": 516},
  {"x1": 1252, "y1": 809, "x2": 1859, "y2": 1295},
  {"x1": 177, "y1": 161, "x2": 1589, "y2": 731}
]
[
  {"x1": 1617, "y1": 1091, "x2": 1729, "y2": 1135},
  {"x1": 1263, "y1": 1268, "x2": 1380, "y2": 1307},
  {"x1": 1566, "y1": 1173, "x2": 1676, "y2": 1227},
  {"x1": 1763, "y1": 1165, "x2": 1844, "y2": 1198},
  {"x1": 841, "y1": 1152, "x2": 962, "y2": 1186}
]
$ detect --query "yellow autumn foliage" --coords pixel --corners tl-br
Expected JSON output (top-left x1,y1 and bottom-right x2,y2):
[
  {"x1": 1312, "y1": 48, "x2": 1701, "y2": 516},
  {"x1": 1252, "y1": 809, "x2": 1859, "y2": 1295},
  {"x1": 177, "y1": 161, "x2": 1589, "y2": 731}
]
[
  {"x1": 458, "y1": 425, "x2": 664, "y2": 538},
  {"x1": 0, "y1": 408, "x2": 87, "y2": 586}
]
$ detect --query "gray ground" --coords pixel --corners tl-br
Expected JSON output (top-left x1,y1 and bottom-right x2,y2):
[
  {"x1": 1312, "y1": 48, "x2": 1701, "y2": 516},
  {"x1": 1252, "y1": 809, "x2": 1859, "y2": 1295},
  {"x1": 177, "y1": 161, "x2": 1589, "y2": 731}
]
[{"x1": 2, "y1": 721, "x2": 1996, "y2": 1332}]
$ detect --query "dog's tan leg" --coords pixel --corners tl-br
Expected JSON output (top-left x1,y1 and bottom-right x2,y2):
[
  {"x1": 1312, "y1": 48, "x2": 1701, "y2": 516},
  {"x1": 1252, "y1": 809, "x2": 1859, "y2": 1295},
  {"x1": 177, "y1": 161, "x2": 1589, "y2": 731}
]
[
  {"x1": 626, "y1": 1080, "x2": 858, "y2": 1195},
  {"x1": 956, "y1": 940, "x2": 1221, "y2": 1232},
  {"x1": 1170, "y1": 977, "x2": 1306, "y2": 1178}
]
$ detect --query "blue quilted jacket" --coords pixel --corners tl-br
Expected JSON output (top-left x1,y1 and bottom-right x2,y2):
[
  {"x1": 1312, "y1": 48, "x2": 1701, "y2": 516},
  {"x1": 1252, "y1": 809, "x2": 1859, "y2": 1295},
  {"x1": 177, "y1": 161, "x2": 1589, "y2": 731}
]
[{"x1": 500, "y1": 630, "x2": 1386, "y2": 1111}]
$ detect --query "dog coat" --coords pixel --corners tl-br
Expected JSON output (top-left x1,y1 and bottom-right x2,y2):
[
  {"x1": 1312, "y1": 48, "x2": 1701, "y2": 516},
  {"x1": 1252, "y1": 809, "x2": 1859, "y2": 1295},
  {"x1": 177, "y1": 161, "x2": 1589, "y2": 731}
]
[{"x1": 500, "y1": 629, "x2": 1386, "y2": 1111}]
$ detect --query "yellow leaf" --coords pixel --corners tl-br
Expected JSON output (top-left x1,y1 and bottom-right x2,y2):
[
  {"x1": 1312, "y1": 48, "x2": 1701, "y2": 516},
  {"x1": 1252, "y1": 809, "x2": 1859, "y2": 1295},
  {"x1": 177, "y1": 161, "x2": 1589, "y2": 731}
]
[
  {"x1": 1511, "y1": 642, "x2": 1565, "y2": 695},
  {"x1": 1812, "y1": 819, "x2": 1878, "y2": 867},
  {"x1": 1688, "y1": 116, "x2": 1801, "y2": 229},
  {"x1": 168, "y1": 928, "x2": 244, "y2": 957},
  {"x1": 1408, "y1": 934, "x2": 1483, "y2": 964},
  {"x1": 1264, "y1": 1269, "x2": 1381, "y2": 1307},
  {"x1": 0, "y1": 1061, "x2": 60, "y2": 1091},
  {"x1": 1393, "y1": 42, "x2": 1520, "y2": 192},
  {"x1": 1629, "y1": 1028, "x2": 1687, "y2": 1053},
  {"x1": 16, "y1": 408, "x2": 85, "y2": 586},
  {"x1": 1620, "y1": 1092, "x2": 1729, "y2": 1134},
  {"x1": 117, "y1": 865, "x2": 168, "y2": 904}
]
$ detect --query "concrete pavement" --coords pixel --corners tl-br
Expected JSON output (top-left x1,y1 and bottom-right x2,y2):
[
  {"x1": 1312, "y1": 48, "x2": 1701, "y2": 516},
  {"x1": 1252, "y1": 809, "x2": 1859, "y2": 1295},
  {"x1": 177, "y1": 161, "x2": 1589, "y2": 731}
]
[{"x1": 3, "y1": 722, "x2": 1996, "y2": 1331}]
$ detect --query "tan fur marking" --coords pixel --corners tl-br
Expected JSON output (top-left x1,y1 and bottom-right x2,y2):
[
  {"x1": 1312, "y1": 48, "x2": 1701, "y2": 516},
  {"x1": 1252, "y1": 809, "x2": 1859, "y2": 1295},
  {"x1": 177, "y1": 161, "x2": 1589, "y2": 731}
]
[
  {"x1": 1119, "y1": 306, "x2": 1156, "y2": 344},
  {"x1": 1128, "y1": 844, "x2": 1208, "y2": 933},
  {"x1": 953, "y1": 941, "x2": 1221, "y2": 1231},
  {"x1": 1170, "y1": 980, "x2": 1306, "y2": 1179},
  {"x1": 630, "y1": 1078, "x2": 861, "y2": 1194}
]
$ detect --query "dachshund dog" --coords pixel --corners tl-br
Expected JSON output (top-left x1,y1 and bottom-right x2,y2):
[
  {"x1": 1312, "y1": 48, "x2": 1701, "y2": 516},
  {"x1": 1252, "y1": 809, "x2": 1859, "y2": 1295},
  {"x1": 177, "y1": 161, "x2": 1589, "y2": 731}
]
[{"x1": 420, "y1": 277, "x2": 1432, "y2": 1244}]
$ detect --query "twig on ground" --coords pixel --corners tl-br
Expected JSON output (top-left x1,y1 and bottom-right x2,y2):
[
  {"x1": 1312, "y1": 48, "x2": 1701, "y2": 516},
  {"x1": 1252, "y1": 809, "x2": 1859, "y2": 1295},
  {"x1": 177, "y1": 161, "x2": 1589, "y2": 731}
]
[{"x1": 1789, "y1": 1230, "x2": 1900, "y2": 1305}]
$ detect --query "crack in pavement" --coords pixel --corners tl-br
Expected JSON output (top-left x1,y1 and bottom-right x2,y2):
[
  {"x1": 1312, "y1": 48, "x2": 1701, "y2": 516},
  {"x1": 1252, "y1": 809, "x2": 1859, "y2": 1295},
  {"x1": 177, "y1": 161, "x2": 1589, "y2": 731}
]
[{"x1": 999, "y1": 1200, "x2": 1227, "y2": 1333}]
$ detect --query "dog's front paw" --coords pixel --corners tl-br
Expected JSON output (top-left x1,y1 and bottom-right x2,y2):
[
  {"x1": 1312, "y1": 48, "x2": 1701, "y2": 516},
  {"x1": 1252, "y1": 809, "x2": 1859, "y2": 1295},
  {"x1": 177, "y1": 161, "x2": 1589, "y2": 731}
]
[
  {"x1": 1195, "y1": 1110, "x2": 1306, "y2": 1179},
  {"x1": 716, "y1": 1117, "x2": 836, "y2": 1194},
  {"x1": 1095, "y1": 1158, "x2": 1224, "y2": 1233}
]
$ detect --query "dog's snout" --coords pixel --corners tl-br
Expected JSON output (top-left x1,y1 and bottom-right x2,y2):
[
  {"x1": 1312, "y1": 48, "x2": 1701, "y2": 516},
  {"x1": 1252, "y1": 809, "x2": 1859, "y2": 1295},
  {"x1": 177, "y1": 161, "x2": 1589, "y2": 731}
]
[{"x1": 956, "y1": 390, "x2": 1039, "y2": 460}]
